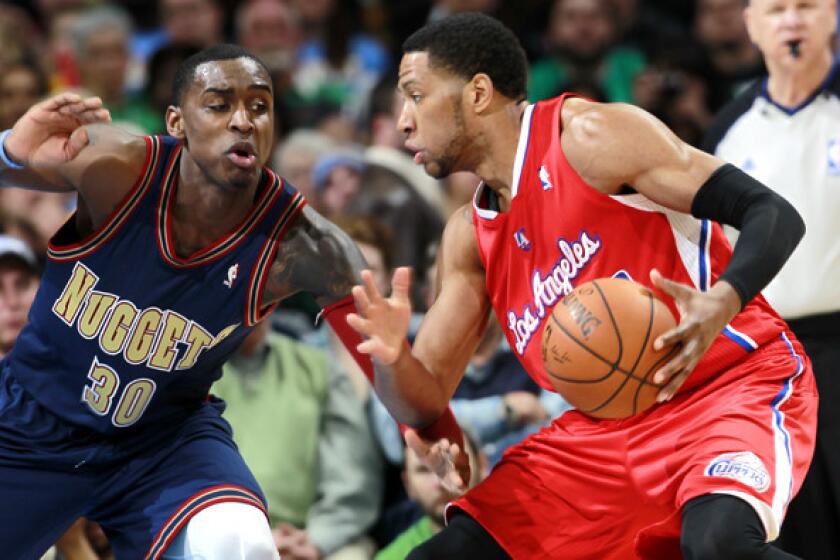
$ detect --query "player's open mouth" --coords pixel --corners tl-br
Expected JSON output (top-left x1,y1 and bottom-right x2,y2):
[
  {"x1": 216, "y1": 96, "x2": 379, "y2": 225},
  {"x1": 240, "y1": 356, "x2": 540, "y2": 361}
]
[{"x1": 226, "y1": 143, "x2": 257, "y2": 169}]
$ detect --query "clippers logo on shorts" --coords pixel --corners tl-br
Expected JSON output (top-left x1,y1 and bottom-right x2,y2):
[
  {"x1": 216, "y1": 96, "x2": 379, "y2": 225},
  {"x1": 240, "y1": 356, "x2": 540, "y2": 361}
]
[
  {"x1": 705, "y1": 451, "x2": 771, "y2": 493},
  {"x1": 514, "y1": 228, "x2": 532, "y2": 251},
  {"x1": 507, "y1": 230, "x2": 602, "y2": 354},
  {"x1": 827, "y1": 138, "x2": 840, "y2": 175}
]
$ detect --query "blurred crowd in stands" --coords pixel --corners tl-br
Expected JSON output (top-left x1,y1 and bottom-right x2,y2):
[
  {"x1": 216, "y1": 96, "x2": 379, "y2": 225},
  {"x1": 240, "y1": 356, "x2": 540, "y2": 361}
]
[{"x1": 0, "y1": 0, "x2": 834, "y2": 558}]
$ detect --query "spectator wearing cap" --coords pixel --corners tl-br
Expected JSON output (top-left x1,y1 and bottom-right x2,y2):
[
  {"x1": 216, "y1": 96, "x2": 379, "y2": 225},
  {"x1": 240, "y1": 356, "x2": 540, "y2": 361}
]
[
  {"x1": 0, "y1": 234, "x2": 39, "y2": 358},
  {"x1": 311, "y1": 149, "x2": 365, "y2": 218}
]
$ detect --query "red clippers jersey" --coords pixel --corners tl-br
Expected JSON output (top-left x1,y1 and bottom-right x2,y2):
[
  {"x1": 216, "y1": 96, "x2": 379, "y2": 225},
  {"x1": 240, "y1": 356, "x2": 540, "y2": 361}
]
[{"x1": 473, "y1": 95, "x2": 787, "y2": 394}]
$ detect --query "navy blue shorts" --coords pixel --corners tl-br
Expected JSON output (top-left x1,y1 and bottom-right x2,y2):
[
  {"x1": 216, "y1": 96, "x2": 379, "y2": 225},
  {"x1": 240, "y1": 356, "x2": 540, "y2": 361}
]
[{"x1": 0, "y1": 364, "x2": 266, "y2": 560}]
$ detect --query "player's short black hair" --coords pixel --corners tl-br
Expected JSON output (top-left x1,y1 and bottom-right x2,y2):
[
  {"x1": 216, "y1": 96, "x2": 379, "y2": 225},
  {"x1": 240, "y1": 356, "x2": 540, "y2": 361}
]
[
  {"x1": 171, "y1": 44, "x2": 271, "y2": 106},
  {"x1": 402, "y1": 12, "x2": 528, "y2": 101}
]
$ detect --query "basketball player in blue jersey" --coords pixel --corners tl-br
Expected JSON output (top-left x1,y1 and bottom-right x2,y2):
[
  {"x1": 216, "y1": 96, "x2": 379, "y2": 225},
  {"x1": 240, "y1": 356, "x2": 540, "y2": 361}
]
[{"x1": 0, "y1": 44, "x2": 464, "y2": 560}]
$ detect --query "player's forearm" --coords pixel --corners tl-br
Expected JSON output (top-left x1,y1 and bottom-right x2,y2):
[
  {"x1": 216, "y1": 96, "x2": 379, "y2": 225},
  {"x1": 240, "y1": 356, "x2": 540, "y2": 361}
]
[
  {"x1": 0, "y1": 156, "x2": 73, "y2": 192},
  {"x1": 373, "y1": 345, "x2": 452, "y2": 426},
  {"x1": 691, "y1": 163, "x2": 805, "y2": 307},
  {"x1": 0, "y1": 127, "x2": 75, "y2": 191}
]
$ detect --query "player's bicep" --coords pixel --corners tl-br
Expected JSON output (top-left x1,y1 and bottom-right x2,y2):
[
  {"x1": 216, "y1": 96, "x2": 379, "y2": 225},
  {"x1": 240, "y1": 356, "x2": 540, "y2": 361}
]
[
  {"x1": 565, "y1": 101, "x2": 721, "y2": 212},
  {"x1": 264, "y1": 205, "x2": 366, "y2": 306},
  {"x1": 60, "y1": 124, "x2": 148, "y2": 220}
]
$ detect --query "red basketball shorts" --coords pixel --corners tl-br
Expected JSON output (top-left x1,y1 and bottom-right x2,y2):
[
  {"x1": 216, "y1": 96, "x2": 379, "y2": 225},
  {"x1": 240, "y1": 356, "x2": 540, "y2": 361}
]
[{"x1": 448, "y1": 332, "x2": 818, "y2": 559}]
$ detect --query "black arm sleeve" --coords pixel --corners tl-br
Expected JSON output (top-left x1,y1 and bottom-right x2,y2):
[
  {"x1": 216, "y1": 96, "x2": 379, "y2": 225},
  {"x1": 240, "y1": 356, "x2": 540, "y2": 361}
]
[{"x1": 690, "y1": 164, "x2": 805, "y2": 307}]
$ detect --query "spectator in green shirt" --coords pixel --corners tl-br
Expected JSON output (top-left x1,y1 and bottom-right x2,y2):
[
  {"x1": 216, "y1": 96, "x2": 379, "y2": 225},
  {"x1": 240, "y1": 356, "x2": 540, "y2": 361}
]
[
  {"x1": 214, "y1": 319, "x2": 384, "y2": 560},
  {"x1": 376, "y1": 434, "x2": 486, "y2": 560},
  {"x1": 528, "y1": 0, "x2": 646, "y2": 104}
]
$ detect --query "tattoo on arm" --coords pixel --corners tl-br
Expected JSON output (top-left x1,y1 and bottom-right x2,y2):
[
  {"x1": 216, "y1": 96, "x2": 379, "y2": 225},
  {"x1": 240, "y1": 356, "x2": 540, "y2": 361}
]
[{"x1": 264, "y1": 206, "x2": 367, "y2": 307}]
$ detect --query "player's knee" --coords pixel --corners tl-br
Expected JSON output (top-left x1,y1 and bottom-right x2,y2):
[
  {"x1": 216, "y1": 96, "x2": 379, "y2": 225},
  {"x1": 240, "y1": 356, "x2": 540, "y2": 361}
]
[
  {"x1": 681, "y1": 495, "x2": 768, "y2": 560},
  {"x1": 169, "y1": 501, "x2": 278, "y2": 560}
]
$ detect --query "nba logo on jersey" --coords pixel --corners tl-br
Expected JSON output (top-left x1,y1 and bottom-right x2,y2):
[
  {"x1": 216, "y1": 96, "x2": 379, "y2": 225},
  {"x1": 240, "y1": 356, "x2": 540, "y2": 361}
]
[
  {"x1": 705, "y1": 451, "x2": 771, "y2": 492},
  {"x1": 514, "y1": 228, "x2": 532, "y2": 251},
  {"x1": 223, "y1": 263, "x2": 239, "y2": 288},
  {"x1": 827, "y1": 138, "x2": 840, "y2": 175},
  {"x1": 539, "y1": 165, "x2": 553, "y2": 191}
]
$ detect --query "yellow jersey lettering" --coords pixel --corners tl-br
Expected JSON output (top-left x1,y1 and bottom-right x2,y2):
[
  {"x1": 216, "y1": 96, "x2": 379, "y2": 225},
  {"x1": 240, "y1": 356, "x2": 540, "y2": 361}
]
[
  {"x1": 77, "y1": 291, "x2": 118, "y2": 339},
  {"x1": 100, "y1": 301, "x2": 139, "y2": 355},
  {"x1": 52, "y1": 262, "x2": 98, "y2": 326},
  {"x1": 211, "y1": 323, "x2": 240, "y2": 349},
  {"x1": 124, "y1": 308, "x2": 163, "y2": 364},
  {"x1": 148, "y1": 311, "x2": 188, "y2": 371},
  {"x1": 176, "y1": 322, "x2": 213, "y2": 370}
]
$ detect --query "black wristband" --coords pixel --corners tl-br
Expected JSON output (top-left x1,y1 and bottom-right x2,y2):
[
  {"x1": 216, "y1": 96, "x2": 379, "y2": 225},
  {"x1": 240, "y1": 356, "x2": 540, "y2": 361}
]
[{"x1": 690, "y1": 164, "x2": 805, "y2": 307}]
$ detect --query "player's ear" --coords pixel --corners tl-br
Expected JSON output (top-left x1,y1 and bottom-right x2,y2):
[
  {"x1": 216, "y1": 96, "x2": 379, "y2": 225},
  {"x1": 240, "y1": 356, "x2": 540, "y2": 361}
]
[
  {"x1": 166, "y1": 105, "x2": 185, "y2": 140},
  {"x1": 468, "y1": 73, "x2": 495, "y2": 115}
]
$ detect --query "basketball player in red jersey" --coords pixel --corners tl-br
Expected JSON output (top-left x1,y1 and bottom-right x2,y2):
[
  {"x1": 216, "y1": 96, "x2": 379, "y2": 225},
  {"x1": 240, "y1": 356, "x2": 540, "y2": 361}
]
[{"x1": 348, "y1": 13, "x2": 817, "y2": 560}]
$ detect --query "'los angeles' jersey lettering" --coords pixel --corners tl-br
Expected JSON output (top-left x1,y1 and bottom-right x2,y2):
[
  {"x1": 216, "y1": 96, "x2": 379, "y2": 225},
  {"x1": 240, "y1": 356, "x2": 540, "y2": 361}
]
[{"x1": 507, "y1": 230, "x2": 601, "y2": 354}]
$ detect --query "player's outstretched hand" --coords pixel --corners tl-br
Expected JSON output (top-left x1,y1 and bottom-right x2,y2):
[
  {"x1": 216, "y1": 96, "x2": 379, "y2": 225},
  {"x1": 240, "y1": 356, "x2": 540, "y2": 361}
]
[
  {"x1": 405, "y1": 428, "x2": 470, "y2": 495},
  {"x1": 649, "y1": 269, "x2": 741, "y2": 402},
  {"x1": 347, "y1": 267, "x2": 413, "y2": 366},
  {"x1": 4, "y1": 93, "x2": 111, "y2": 169}
]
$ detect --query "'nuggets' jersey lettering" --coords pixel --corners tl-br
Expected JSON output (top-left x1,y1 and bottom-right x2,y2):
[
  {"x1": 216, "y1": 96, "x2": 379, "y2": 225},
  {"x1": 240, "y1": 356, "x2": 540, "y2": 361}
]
[
  {"x1": 7, "y1": 136, "x2": 306, "y2": 433},
  {"x1": 473, "y1": 95, "x2": 787, "y2": 393},
  {"x1": 52, "y1": 262, "x2": 218, "y2": 373}
]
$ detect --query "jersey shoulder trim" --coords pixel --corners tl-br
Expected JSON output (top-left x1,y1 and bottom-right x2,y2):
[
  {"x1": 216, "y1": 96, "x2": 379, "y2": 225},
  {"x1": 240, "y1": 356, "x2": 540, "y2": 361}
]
[
  {"x1": 244, "y1": 188, "x2": 306, "y2": 326},
  {"x1": 47, "y1": 136, "x2": 160, "y2": 262}
]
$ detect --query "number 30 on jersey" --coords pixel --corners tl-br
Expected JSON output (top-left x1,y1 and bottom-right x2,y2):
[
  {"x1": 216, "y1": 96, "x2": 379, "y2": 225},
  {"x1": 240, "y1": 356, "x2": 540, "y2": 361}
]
[{"x1": 82, "y1": 357, "x2": 156, "y2": 427}]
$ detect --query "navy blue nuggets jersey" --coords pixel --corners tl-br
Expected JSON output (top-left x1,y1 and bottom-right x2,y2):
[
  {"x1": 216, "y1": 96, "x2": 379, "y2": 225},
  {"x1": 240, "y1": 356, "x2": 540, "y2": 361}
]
[{"x1": 7, "y1": 136, "x2": 305, "y2": 434}]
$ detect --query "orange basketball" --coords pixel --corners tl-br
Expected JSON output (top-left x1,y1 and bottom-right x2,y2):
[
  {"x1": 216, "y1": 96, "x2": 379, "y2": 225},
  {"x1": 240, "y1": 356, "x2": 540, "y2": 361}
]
[{"x1": 540, "y1": 278, "x2": 679, "y2": 418}]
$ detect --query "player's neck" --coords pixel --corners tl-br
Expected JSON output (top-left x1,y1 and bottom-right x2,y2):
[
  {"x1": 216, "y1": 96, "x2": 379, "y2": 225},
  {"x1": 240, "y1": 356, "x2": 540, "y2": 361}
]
[
  {"x1": 766, "y1": 50, "x2": 834, "y2": 108},
  {"x1": 472, "y1": 102, "x2": 527, "y2": 211},
  {"x1": 170, "y1": 155, "x2": 260, "y2": 256}
]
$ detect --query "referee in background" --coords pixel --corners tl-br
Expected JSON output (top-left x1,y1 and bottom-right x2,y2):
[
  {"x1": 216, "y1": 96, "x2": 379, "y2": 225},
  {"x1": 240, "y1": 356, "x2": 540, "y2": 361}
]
[{"x1": 704, "y1": 1, "x2": 839, "y2": 558}]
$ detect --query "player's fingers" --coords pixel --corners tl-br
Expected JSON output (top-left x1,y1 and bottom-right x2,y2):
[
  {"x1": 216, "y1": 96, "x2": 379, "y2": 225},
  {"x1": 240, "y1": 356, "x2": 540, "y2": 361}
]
[
  {"x1": 653, "y1": 320, "x2": 693, "y2": 351},
  {"x1": 66, "y1": 128, "x2": 91, "y2": 158},
  {"x1": 404, "y1": 429, "x2": 432, "y2": 457},
  {"x1": 345, "y1": 312, "x2": 369, "y2": 334},
  {"x1": 654, "y1": 336, "x2": 699, "y2": 389},
  {"x1": 361, "y1": 269, "x2": 384, "y2": 303},
  {"x1": 81, "y1": 96, "x2": 104, "y2": 110},
  {"x1": 650, "y1": 269, "x2": 691, "y2": 301},
  {"x1": 78, "y1": 107, "x2": 111, "y2": 124},
  {"x1": 653, "y1": 345, "x2": 691, "y2": 385},
  {"x1": 40, "y1": 92, "x2": 83, "y2": 111},
  {"x1": 357, "y1": 338, "x2": 382, "y2": 355},
  {"x1": 391, "y1": 267, "x2": 413, "y2": 304},
  {"x1": 444, "y1": 471, "x2": 467, "y2": 494},
  {"x1": 351, "y1": 285, "x2": 371, "y2": 314},
  {"x1": 658, "y1": 367, "x2": 692, "y2": 402}
]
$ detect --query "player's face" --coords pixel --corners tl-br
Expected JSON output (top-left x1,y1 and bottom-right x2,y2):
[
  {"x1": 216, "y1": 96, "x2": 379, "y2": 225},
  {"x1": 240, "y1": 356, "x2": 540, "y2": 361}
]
[
  {"x1": 397, "y1": 52, "x2": 470, "y2": 179},
  {"x1": 172, "y1": 58, "x2": 274, "y2": 190},
  {"x1": 0, "y1": 260, "x2": 38, "y2": 353},
  {"x1": 745, "y1": 0, "x2": 837, "y2": 66}
]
